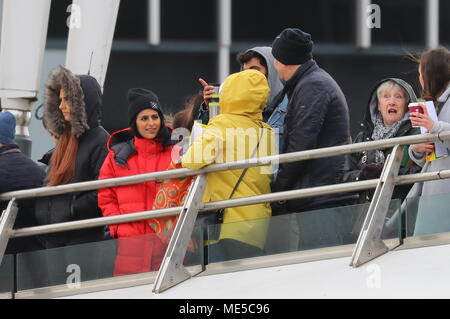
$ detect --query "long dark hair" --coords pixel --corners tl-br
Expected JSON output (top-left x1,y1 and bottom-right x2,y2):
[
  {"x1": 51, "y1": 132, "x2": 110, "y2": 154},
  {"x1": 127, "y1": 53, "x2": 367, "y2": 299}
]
[
  {"x1": 409, "y1": 47, "x2": 450, "y2": 105},
  {"x1": 172, "y1": 91, "x2": 203, "y2": 131},
  {"x1": 419, "y1": 47, "x2": 450, "y2": 104},
  {"x1": 46, "y1": 125, "x2": 78, "y2": 186}
]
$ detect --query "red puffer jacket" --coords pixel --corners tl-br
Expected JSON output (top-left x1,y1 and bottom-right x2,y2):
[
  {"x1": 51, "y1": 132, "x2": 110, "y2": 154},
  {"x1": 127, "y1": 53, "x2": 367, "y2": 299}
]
[{"x1": 98, "y1": 128, "x2": 174, "y2": 276}]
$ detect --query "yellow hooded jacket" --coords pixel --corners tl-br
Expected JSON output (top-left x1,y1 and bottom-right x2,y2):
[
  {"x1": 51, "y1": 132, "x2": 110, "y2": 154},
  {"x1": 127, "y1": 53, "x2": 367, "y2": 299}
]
[{"x1": 182, "y1": 69, "x2": 276, "y2": 249}]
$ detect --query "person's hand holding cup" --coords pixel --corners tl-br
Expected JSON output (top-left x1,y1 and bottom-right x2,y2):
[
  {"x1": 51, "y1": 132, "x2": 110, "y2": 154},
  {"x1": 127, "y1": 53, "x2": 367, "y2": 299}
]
[
  {"x1": 409, "y1": 101, "x2": 435, "y2": 132},
  {"x1": 408, "y1": 102, "x2": 425, "y2": 128}
]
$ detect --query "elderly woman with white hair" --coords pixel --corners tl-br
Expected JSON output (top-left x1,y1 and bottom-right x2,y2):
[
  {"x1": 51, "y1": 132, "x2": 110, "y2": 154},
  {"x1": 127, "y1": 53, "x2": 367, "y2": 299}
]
[{"x1": 342, "y1": 78, "x2": 422, "y2": 204}]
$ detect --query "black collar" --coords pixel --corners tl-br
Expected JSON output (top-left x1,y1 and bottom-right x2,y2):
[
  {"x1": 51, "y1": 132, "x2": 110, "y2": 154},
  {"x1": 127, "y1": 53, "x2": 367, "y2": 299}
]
[{"x1": 284, "y1": 59, "x2": 317, "y2": 94}]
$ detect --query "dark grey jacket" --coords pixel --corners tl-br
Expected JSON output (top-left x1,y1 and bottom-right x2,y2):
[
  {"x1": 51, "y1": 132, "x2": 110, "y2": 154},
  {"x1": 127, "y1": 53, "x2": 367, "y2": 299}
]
[
  {"x1": 272, "y1": 60, "x2": 351, "y2": 213},
  {"x1": 0, "y1": 144, "x2": 46, "y2": 253},
  {"x1": 34, "y1": 67, "x2": 110, "y2": 247}
]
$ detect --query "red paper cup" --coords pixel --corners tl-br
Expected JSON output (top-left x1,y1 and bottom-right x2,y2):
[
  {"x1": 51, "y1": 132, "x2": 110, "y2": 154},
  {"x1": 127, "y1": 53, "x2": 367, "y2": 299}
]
[
  {"x1": 408, "y1": 103, "x2": 424, "y2": 114},
  {"x1": 408, "y1": 103, "x2": 425, "y2": 127}
]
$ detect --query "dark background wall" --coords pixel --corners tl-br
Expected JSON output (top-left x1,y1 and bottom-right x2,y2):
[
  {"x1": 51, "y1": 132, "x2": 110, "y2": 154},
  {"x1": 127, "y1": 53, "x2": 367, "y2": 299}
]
[{"x1": 45, "y1": 0, "x2": 450, "y2": 137}]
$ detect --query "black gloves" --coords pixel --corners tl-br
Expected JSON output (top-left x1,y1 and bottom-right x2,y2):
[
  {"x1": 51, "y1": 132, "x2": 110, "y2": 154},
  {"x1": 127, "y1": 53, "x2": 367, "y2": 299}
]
[{"x1": 359, "y1": 163, "x2": 383, "y2": 180}]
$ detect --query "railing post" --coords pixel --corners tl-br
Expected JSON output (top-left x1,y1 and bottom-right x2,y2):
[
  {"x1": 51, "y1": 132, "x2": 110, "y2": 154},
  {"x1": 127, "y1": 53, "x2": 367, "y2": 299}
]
[
  {"x1": 0, "y1": 0, "x2": 51, "y2": 157},
  {"x1": 0, "y1": 198, "x2": 18, "y2": 265},
  {"x1": 153, "y1": 175, "x2": 207, "y2": 293},
  {"x1": 350, "y1": 145, "x2": 403, "y2": 267}
]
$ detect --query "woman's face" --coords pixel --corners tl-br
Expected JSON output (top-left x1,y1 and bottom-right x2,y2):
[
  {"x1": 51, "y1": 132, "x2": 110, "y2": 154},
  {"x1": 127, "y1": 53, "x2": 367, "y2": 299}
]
[
  {"x1": 136, "y1": 109, "x2": 161, "y2": 140},
  {"x1": 58, "y1": 88, "x2": 71, "y2": 121},
  {"x1": 378, "y1": 86, "x2": 407, "y2": 126}
]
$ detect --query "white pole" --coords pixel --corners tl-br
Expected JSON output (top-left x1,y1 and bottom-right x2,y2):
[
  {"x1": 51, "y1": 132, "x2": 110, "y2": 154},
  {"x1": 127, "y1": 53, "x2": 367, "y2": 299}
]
[
  {"x1": 65, "y1": 0, "x2": 120, "y2": 90},
  {"x1": 147, "y1": 0, "x2": 160, "y2": 45},
  {"x1": 0, "y1": 0, "x2": 3, "y2": 40},
  {"x1": 218, "y1": 0, "x2": 231, "y2": 83},
  {"x1": 426, "y1": 0, "x2": 439, "y2": 49},
  {"x1": 355, "y1": 0, "x2": 371, "y2": 49},
  {"x1": 0, "y1": 0, "x2": 51, "y2": 156}
]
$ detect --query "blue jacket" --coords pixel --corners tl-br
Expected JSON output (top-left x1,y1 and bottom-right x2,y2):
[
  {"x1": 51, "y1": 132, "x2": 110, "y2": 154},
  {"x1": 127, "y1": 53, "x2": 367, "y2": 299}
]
[
  {"x1": 272, "y1": 59, "x2": 351, "y2": 213},
  {"x1": 266, "y1": 94, "x2": 288, "y2": 154}
]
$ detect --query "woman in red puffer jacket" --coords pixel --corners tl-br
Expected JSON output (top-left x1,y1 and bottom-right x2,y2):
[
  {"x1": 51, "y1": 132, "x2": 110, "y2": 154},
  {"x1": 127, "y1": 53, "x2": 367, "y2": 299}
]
[{"x1": 98, "y1": 88, "x2": 174, "y2": 276}]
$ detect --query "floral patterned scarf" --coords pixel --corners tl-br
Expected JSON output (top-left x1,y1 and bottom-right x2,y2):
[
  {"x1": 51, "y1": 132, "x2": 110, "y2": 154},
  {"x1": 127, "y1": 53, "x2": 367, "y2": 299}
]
[{"x1": 371, "y1": 112, "x2": 402, "y2": 165}]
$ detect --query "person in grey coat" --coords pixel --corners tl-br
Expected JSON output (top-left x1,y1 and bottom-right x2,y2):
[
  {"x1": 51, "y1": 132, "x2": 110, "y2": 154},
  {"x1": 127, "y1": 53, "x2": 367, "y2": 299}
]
[
  {"x1": 406, "y1": 47, "x2": 450, "y2": 236},
  {"x1": 404, "y1": 47, "x2": 450, "y2": 235}
]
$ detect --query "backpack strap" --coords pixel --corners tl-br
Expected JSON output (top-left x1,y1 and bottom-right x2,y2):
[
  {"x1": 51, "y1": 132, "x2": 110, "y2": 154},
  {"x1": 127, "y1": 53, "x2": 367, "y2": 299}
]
[{"x1": 227, "y1": 125, "x2": 265, "y2": 200}]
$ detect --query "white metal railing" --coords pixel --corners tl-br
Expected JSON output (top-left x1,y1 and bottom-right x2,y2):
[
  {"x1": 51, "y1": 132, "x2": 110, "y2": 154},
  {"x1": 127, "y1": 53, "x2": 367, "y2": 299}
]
[
  {"x1": 0, "y1": 131, "x2": 448, "y2": 239},
  {"x1": 1, "y1": 131, "x2": 449, "y2": 202},
  {"x1": 1, "y1": 131, "x2": 450, "y2": 293}
]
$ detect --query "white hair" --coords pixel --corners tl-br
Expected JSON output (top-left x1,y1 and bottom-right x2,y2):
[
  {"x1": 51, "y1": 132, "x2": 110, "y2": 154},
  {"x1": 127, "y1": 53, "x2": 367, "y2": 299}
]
[{"x1": 376, "y1": 80, "x2": 408, "y2": 102}]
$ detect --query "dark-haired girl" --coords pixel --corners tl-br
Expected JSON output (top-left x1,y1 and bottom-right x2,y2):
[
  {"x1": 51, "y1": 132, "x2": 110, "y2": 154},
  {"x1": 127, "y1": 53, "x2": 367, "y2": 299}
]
[{"x1": 98, "y1": 88, "x2": 174, "y2": 276}]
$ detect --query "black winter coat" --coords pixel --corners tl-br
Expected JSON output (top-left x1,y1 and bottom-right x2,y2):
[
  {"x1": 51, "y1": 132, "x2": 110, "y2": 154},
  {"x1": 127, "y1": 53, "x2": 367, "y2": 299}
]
[
  {"x1": 34, "y1": 69, "x2": 110, "y2": 248},
  {"x1": 342, "y1": 78, "x2": 422, "y2": 203},
  {"x1": 271, "y1": 60, "x2": 352, "y2": 213},
  {"x1": 0, "y1": 144, "x2": 46, "y2": 253}
]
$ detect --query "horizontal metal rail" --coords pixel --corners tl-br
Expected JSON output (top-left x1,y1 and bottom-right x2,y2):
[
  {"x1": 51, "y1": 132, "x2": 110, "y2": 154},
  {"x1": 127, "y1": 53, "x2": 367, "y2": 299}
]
[
  {"x1": 11, "y1": 207, "x2": 180, "y2": 238},
  {"x1": 2, "y1": 131, "x2": 450, "y2": 239},
  {"x1": 1, "y1": 131, "x2": 449, "y2": 201},
  {"x1": 9, "y1": 168, "x2": 450, "y2": 238}
]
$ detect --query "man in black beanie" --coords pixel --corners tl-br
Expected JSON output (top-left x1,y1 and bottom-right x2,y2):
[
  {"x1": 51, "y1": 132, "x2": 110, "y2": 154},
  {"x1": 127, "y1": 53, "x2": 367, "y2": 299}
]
[{"x1": 270, "y1": 28, "x2": 354, "y2": 217}]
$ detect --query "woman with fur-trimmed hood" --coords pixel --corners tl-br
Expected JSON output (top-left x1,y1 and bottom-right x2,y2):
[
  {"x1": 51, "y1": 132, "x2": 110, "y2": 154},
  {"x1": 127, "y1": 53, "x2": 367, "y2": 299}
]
[{"x1": 34, "y1": 66, "x2": 110, "y2": 248}]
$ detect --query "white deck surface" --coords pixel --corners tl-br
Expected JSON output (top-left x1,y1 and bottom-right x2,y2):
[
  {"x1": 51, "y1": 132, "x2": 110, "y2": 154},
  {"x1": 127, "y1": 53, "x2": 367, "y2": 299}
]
[{"x1": 61, "y1": 243, "x2": 450, "y2": 299}]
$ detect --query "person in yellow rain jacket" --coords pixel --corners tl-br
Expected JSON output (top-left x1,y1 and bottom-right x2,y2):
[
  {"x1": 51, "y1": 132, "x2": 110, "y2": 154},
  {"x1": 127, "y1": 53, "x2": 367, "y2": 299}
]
[{"x1": 182, "y1": 69, "x2": 277, "y2": 262}]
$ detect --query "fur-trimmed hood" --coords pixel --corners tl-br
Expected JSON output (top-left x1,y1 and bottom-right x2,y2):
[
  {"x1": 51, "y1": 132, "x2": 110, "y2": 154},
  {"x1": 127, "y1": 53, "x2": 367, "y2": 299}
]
[{"x1": 43, "y1": 66, "x2": 103, "y2": 138}]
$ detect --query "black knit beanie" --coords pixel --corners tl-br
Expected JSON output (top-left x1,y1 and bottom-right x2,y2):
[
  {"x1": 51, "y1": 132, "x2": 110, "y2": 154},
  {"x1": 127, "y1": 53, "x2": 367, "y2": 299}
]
[
  {"x1": 272, "y1": 28, "x2": 313, "y2": 65},
  {"x1": 127, "y1": 88, "x2": 164, "y2": 126}
]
